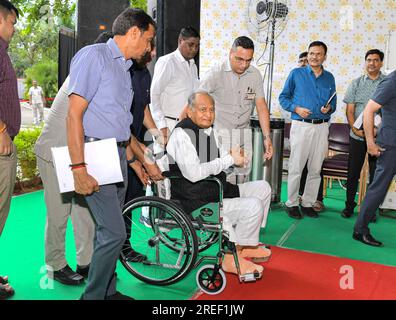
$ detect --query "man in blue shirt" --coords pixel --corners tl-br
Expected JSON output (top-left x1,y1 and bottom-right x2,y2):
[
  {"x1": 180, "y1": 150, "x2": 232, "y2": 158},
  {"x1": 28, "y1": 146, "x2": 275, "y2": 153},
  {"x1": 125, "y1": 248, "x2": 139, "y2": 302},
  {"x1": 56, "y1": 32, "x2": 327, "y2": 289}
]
[
  {"x1": 353, "y1": 71, "x2": 396, "y2": 247},
  {"x1": 279, "y1": 41, "x2": 336, "y2": 220},
  {"x1": 67, "y1": 8, "x2": 156, "y2": 300}
]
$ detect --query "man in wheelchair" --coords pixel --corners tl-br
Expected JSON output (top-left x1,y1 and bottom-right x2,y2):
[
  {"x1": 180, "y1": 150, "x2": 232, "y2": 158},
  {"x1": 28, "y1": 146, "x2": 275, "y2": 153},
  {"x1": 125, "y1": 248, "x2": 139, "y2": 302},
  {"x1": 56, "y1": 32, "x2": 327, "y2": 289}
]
[{"x1": 166, "y1": 91, "x2": 272, "y2": 278}]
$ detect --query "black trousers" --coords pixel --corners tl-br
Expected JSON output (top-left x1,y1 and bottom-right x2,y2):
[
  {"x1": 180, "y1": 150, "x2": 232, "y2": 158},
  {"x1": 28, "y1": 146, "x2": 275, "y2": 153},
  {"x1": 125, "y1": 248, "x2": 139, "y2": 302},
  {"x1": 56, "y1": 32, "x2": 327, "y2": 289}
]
[
  {"x1": 299, "y1": 164, "x2": 324, "y2": 202},
  {"x1": 345, "y1": 137, "x2": 377, "y2": 208},
  {"x1": 354, "y1": 144, "x2": 396, "y2": 235}
]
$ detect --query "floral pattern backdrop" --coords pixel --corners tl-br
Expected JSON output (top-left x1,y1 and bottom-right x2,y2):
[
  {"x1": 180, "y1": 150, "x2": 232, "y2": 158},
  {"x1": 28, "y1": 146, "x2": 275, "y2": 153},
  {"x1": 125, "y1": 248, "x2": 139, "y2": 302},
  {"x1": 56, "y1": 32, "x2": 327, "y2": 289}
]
[{"x1": 200, "y1": 0, "x2": 396, "y2": 122}]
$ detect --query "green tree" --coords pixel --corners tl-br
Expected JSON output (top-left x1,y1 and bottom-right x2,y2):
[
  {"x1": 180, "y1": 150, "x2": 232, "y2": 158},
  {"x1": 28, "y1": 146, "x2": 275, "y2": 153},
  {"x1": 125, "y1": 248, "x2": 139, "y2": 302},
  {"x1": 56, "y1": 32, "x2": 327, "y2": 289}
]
[
  {"x1": 130, "y1": 0, "x2": 147, "y2": 11},
  {"x1": 9, "y1": 1, "x2": 76, "y2": 78},
  {"x1": 24, "y1": 59, "x2": 58, "y2": 101}
]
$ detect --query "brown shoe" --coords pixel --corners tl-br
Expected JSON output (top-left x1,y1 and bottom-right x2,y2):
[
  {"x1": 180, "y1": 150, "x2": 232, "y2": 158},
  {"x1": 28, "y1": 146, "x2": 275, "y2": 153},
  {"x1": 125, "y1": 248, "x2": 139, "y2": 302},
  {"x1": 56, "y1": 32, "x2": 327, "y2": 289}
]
[
  {"x1": 221, "y1": 254, "x2": 263, "y2": 277},
  {"x1": 239, "y1": 246, "x2": 272, "y2": 263}
]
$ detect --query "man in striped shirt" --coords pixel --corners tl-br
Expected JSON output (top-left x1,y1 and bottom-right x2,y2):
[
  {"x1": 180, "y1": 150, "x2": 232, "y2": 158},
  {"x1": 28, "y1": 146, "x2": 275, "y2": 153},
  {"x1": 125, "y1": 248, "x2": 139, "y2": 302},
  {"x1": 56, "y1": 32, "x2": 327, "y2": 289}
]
[{"x1": 0, "y1": 0, "x2": 20, "y2": 300}]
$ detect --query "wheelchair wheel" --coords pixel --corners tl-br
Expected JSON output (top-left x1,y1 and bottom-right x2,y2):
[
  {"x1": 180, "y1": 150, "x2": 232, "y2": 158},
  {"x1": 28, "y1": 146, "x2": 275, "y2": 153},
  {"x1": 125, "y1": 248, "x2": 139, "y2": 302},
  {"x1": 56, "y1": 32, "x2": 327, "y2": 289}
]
[
  {"x1": 120, "y1": 196, "x2": 198, "y2": 286},
  {"x1": 153, "y1": 209, "x2": 219, "y2": 254},
  {"x1": 196, "y1": 265, "x2": 226, "y2": 295}
]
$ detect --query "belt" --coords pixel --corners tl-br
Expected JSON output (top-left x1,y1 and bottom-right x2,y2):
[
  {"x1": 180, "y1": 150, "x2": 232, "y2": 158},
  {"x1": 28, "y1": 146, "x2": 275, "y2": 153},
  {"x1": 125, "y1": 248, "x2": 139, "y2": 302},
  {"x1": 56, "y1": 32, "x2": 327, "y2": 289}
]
[
  {"x1": 165, "y1": 116, "x2": 179, "y2": 121},
  {"x1": 85, "y1": 136, "x2": 130, "y2": 148},
  {"x1": 296, "y1": 118, "x2": 329, "y2": 124}
]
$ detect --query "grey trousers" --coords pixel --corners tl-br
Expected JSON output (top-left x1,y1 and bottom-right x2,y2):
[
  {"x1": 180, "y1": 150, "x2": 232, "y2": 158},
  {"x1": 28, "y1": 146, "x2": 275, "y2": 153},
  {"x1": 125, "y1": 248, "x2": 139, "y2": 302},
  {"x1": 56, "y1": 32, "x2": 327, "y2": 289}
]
[
  {"x1": 0, "y1": 142, "x2": 17, "y2": 236},
  {"x1": 354, "y1": 144, "x2": 396, "y2": 235},
  {"x1": 82, "y1": 148, "x2": 128, "y2": 300},
  {"x1": 37, "y1": 157, "x2": 95, "y2": 271}
]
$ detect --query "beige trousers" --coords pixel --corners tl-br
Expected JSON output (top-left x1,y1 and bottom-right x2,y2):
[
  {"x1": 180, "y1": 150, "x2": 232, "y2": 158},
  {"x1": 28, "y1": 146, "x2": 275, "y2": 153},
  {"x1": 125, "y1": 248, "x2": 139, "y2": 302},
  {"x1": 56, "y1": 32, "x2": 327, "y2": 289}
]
[
  {"x1": 37, "y1": 157, "x2": 95, "y2": 271},
  {"x1": 286, "y1": 120, "x2": 329, "y2": 208},
  {"x1": 0, "y1": 142, "x2": 17, "y2": 236}
]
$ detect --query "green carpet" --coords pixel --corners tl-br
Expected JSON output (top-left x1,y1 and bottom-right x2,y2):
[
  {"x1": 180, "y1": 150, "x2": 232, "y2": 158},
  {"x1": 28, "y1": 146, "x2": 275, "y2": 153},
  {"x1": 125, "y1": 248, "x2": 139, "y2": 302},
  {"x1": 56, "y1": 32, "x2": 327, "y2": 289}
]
[{"x1": 1, "y1": 181, "x2": 396, "y2": 300}]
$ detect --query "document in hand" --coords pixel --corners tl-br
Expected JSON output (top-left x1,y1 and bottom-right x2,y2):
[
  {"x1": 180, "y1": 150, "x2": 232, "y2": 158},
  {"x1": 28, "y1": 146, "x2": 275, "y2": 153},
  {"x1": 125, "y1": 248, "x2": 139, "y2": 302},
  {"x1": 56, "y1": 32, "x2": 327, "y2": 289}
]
[
  {"x1": 353, "y1": 113, "x2": 382, "y2": 130},
  {"x1": 51, "y1": 138, "x2": 124, "y2": 193},
  {"x1": 325, "y1": 91, "x2": 337, "y2": 107}
]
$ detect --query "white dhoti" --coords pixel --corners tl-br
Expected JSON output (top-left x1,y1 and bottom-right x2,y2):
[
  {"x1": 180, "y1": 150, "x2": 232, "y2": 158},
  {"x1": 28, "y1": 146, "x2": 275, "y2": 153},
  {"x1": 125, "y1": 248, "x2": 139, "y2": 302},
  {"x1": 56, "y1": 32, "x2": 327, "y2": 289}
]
[{"x1": 222, "y1": 180, "x2": 271, "y2": 246}]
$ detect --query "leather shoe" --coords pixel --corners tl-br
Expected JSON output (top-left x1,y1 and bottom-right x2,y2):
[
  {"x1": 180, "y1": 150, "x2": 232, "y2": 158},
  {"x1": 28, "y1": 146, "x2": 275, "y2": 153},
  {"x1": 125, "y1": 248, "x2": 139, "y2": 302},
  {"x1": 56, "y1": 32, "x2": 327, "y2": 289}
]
[
  {"x1": 300, "y1": 206, "x2": 319, "y2": 218},
  {"x1": 286, "y1": 206, "x2": 303, "y2": 219},
  {"x1": 342, "y1": 202, "x2": 356, "y2": 218},
  {"x1": 49, "y1": 265, "x2": 84, "y2": 285},
  {"x1": 370, "y1": 214, "x2": 377, "y2": 223},
  {"x1": 123, "y1": 248, "x2": 147, "y2": 262},
  {"x1": 106, "y1": 291, "x2": 135, "y2": 300},
  {"x1": 76, "y1": 264, "x2": 90, "y2": 279},
  {"x1": 342, "y1": 207, "x2": 354, "y2": 218},
  {"x1": 353, "y1": 232, "x2": 383, "y2": 247}
]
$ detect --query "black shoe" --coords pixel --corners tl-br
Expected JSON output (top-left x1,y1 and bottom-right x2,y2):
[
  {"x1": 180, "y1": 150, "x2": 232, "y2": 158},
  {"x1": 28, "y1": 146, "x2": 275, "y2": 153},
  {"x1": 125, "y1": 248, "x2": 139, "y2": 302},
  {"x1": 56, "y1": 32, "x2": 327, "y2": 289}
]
[
  {"x1": 105, "y1": 291, "x2": 135, "y2": 300},
  {"x1": 300, "y1": 206, "x2": 319, "y2": 218},
  {"x1": 49, "y1": 265, "x2": 84, "y2": 285},
  {"x1": 286, "y1": 206, "x2": 303, "y2": 220},
  {"x1": 76, "y1": 264, "x2": 90, "y2": 279},
  {"x1": 342, "y1": 202, "x2": 356, "y2": 218},
  {"x1": 342, "y1": 207, "x2": 354, "y2": 218},
  {"x1": 370, "y1": 214, "x2": 377, "y2": 223},
  {"x1": 353, "y1": 232, "x2": 383, "y2": 247},
  {"x1": 124, "y1": 248, "x2": 147, "y2": 263}
]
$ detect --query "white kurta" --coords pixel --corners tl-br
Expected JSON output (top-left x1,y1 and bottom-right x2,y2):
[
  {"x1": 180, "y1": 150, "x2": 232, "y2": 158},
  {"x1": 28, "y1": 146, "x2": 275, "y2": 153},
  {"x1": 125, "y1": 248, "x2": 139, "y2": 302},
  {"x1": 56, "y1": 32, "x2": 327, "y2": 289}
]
[{"x1": 166, "y1": 126, "x2": 271, "y2": 245}]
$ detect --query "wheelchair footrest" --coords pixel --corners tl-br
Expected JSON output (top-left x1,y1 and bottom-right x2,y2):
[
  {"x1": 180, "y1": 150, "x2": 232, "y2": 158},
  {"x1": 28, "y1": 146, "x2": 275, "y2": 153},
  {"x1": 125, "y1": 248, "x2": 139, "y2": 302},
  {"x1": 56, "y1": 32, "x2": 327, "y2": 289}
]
[{"x1": 239, "y1": 270, "x2": 262, "y2": 283}]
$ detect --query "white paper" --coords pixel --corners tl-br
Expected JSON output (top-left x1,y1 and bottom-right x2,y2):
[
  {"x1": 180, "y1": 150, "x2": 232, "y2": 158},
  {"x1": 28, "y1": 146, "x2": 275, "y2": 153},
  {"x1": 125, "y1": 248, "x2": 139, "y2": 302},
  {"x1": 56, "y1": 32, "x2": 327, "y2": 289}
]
[
  {"x1": 353, "y1": 113, "x2": 382, "y2": 130},
  {"x1": 51, "y1": 138, "x2": 124, "y2": 193}
]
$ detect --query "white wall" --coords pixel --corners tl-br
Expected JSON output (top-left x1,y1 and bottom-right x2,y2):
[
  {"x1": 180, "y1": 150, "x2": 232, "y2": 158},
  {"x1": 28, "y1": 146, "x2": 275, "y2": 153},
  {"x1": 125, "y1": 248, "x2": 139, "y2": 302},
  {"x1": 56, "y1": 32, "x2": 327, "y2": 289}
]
[{"x1": 200, "y1": 0, "x2": 396, "y2": 123}]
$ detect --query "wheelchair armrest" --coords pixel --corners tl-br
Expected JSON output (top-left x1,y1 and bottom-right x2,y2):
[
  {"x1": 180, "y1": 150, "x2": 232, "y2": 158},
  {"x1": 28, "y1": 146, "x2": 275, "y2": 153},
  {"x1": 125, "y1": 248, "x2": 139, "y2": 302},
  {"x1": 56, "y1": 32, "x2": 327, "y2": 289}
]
[
  {"x1": 162, "y1": 171, "x2": 184, "y2": 179},
  {"x1": 162, "y1": 171, "x2": 224, "y2": 203}
]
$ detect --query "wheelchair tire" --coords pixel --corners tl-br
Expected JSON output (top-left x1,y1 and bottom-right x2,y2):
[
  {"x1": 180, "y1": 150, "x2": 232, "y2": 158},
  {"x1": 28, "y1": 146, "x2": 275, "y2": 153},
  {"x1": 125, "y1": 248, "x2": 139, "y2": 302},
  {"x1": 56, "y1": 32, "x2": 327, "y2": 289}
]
[
  {"x1": 120, "y1": 196, "x2": 198, "y2": 286},
  {"x1": 196, "y1": 265, "x2": 227, "y2": 295}
]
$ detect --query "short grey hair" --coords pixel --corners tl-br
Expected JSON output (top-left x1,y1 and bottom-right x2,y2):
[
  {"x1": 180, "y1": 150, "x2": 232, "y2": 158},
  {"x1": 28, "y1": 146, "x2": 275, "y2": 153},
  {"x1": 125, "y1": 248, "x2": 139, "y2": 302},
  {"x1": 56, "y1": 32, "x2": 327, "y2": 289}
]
[{"x1": 187, "y1": 91, "x2": 215, "y2": 111}]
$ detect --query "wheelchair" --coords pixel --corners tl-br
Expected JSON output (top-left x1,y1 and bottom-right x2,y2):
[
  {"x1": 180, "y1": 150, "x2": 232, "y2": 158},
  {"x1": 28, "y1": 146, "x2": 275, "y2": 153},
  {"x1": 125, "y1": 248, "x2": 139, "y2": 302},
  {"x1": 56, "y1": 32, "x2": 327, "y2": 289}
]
[{"x1": 119, "y1": 172, "x2": 262, "y2": 295}]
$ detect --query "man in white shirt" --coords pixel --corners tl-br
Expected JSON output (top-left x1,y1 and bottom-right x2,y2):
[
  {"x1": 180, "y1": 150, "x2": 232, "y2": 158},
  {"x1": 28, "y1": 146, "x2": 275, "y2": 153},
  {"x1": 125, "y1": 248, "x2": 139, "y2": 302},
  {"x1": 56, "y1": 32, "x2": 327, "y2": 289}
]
[
  {"x1": 150, "y1": 26, "x2": 200, "y2": 145},
  {"x1": 28, "y1": 80, "x2": 46, "y2": 125},
  {"x1": 166, "y1": 91, "x2": 272, "y2": 278}
]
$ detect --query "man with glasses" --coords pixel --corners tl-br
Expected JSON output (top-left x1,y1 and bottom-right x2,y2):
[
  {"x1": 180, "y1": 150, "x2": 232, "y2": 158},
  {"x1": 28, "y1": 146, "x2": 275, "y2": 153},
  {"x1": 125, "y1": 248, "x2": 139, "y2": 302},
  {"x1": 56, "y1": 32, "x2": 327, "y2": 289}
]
[
  {"x1": 297, "y1": 50, "x2": 325, "y2": 213},
  {"x1": 279, "y1": 41, "x2": 336, "y2": 220},
  {"x1": 198, "y1": 36, "x2": 273, "y2": 183}
]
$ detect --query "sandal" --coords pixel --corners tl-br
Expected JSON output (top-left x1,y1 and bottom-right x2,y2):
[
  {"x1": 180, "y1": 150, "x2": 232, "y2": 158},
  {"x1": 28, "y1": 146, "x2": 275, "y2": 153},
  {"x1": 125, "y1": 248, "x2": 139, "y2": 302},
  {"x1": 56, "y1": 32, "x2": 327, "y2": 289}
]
[
  {"x1": 313, "y1": 201, "x2": 325, "y2": 212},
  {"x1": 0, "y1": 275, "x2": 8, "y2": 284},
  {"x1": 240, "y1": 246, "x2": 272, "y2": 263},
  {"x1": 221, "y1": 254, "x2": 264, "y2": 277},
  {"x1": 0, "y1": 283, "x2": 15, "y2": 300}
]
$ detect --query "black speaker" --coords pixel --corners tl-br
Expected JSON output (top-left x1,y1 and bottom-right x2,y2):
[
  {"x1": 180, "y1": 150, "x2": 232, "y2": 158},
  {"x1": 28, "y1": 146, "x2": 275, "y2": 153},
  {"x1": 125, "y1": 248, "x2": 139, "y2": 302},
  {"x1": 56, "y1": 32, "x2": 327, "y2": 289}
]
[
  {"x1": 76, "y1": 0, "x2": 130, "y2": 50},
  {"x1": 151, "y1": 0, "x2": 201, "y2": 69},
  {"x1": 58, "y1": 27, "x2": 76, "y2": 89}
]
